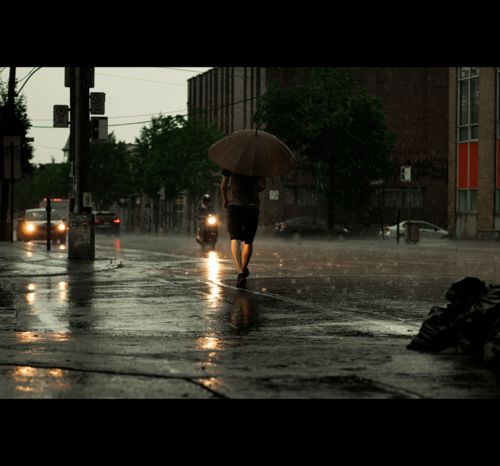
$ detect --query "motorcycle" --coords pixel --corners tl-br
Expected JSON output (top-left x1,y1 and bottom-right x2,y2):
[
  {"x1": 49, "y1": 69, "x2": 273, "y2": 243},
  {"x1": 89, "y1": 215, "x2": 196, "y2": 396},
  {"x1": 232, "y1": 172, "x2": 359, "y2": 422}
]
[{"x1": 196, "y1": 213, "x2": 219, "y2": 249}]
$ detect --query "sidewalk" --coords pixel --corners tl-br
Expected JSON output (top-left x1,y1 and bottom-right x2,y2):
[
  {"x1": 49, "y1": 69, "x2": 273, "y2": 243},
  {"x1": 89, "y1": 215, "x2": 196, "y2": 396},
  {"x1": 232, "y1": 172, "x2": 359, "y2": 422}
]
[{"x1": 0, "y1": 241, "x2": 122, "y2": 279}]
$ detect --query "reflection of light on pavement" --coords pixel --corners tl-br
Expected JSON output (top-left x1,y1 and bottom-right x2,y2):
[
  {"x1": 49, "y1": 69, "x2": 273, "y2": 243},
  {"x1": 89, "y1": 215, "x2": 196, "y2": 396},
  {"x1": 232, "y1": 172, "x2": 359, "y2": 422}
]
[
  {"x1": 201, "y1": 377, "x2": 223, "y2": 393},
  {"x1": 25, "y1": 242, "x2": 34, "y2": 258},
  {"x1": 114, "y1": 238, "x2": 121, "y2": 256},
  {"x1": 206, "y1": 251, "x2": 221, "y2": 302},
  {"x1": 12, "y1": 365, "x2": 72, "y2": 394},
  {"x1": 26, "y1": 284, "x2": 36, "y2": 304},
  {"x1": 196, "y1": 335, "x2": 222, "y2": 351},
  {"x1": 206, "y1": 251, "x2": 220, "y2": 281},
  {"x1": 58, "y1": 281, "x2": 68, "y2": 303},
  {"x1": 16, "y1": 331, "x2": 70, "y2": 343},
  {"x1": 195, "y1": 335, "x2": 223, "y2": 391},
  {"x1": 59, "y1": 244, "x2": 66, "y2": 251}
]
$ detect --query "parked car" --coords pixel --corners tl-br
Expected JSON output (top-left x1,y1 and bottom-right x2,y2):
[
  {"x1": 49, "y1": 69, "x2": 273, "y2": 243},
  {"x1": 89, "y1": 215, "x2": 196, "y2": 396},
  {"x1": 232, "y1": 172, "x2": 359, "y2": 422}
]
[
  {"x1": 16, "y1": 208, "x2": 67, "y2": 243},
  {"x1": 381, "y1": 220, "x2": 449, "y2": 239},
  {"x1": 273, "y1": 216, "x2": 349, "y2": 239},
  {"x1": 93, "y1": 211, "x2": 121, "y2": 235}
]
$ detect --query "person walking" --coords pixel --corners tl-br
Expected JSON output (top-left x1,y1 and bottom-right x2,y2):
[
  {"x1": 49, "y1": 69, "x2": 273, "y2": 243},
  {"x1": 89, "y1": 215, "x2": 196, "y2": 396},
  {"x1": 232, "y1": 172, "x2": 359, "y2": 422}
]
[{"x1": 220, "y1": 168, "x2": 266, "y2": 288}]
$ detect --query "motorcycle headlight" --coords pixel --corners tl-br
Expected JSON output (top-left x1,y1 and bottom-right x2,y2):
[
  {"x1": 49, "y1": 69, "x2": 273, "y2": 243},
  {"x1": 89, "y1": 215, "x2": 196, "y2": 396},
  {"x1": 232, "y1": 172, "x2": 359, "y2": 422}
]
[{"x1": 207, "y1": 216, "x2": 217, "y2": 225}]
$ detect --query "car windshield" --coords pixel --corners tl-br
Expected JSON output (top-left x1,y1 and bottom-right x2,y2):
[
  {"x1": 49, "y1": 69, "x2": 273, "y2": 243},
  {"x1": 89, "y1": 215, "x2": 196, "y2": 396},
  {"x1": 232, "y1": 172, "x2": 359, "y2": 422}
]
[
  {"x1": 25, "y1": 210, "x2": 61, "y2": 221},
  {"x1": 95, "y1": 212, "x2": 116, "y2": 220}
]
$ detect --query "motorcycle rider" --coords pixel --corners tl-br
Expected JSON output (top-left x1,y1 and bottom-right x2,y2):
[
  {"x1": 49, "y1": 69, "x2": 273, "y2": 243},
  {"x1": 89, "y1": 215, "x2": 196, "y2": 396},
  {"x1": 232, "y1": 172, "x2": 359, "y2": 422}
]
[{"x1": 196, "y1": 194, "x2": 216, "y2": 242}]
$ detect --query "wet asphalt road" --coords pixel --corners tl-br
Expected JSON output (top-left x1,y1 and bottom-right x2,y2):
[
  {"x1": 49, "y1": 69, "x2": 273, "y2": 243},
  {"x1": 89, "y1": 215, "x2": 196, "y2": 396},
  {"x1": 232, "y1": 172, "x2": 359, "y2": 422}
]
[{"x1": 2, "y1": 231, "x2": 500, "y2": 398}]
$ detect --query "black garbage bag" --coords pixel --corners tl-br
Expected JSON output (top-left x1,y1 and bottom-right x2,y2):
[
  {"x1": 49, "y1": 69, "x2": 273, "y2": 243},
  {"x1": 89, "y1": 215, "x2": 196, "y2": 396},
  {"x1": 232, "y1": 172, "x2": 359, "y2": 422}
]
[
  {"x1": 454, "y1": 285, "x2": 500, "y2": 355},
  {"x1": 445, "y1": 276, "x2": 488, "y2": 313},
  {"x1": 483, "y1": 316, "x2": 500, "y2": 367},
  {"x1": 407, "y1": 277, "x2": 488, "y2": 353},
  {"x1": 407, "y1": 304, "x2": 460, "y2": 352}
]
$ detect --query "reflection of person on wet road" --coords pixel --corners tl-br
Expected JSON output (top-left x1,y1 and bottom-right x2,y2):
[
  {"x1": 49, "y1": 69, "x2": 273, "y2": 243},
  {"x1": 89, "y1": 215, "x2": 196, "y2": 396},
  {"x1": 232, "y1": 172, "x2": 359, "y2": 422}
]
[
  {"x1": 229, "y1": 291, "x2": 259, "y2": 335},
  {"x1": 220, "y1": 168, "x2": 266, "y2": 288}
]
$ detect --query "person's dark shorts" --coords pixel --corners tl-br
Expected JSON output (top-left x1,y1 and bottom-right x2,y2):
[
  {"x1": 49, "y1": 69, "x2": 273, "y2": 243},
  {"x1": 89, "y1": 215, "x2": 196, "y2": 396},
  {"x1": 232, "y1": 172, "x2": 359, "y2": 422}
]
[{"x1": 227, "y1": 206, "x2": 260, "y2": 243}]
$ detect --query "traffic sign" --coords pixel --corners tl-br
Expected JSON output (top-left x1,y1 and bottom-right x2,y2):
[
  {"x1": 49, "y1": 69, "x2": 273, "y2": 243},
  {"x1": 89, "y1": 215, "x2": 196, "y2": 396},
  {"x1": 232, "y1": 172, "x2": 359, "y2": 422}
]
[
  {"x1": 90, "y1": 92, "x2": 105, "y2": 115},
  {"x1": 401, "y1": 166, "x2": 412, "y2": 182},
  {"x1": 91, "y1": 117, "x2": 108, "y2": 141},
  {"x1": 53, "y1": 105, "x2": 69, "y2": 127}
]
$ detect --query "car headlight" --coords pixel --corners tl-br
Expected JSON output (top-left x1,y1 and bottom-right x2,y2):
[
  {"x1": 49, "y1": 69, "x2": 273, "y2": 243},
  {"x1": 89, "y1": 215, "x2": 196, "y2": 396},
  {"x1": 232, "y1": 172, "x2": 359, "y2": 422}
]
[
  {"x1": 25, "y1": 223, "x2": 36, "y2": 233},
  {"x1": 57, "y1": 223, "x2": 66, "y2": 232},
  {"x1": 207, "y1": 216, "x2": 217, "y2": 225}
]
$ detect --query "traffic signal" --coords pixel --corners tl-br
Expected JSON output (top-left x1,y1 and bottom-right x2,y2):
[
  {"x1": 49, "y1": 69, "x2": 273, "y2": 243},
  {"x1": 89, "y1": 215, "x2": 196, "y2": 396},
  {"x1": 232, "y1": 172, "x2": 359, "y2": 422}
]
[
  {"x1": 90, "y1": 117, "x2": 108, "y2": 141},
  {"x1": 53, "y1": 105, "x2": 69, "y2": 127}
]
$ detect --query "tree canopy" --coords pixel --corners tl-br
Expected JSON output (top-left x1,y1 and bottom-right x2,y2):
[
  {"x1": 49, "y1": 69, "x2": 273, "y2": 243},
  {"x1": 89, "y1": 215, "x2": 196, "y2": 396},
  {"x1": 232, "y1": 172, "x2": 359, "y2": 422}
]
[
  {"x1": 132, "y1": 114, "x2": 222, "y2": 202},
  {"x1": 255, "y1": 67, "x2": 395, "y2": 228}
]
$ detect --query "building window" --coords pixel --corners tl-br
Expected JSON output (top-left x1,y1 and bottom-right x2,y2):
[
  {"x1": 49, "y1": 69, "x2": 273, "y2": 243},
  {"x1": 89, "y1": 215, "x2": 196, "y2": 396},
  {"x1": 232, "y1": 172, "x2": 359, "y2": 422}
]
[
  {"x1": 457, "y1": 67, "x2": 479, "y2": 213},
  {"x1": 496, "y1": 68, "x2": 500, "y2": 213},
  {"x1": 497, "y1": 67, "x2": 500, "y2": 139},
  {"x1": 378, "y1": 188, "x2": 423, "y2": 209},
  {"x1": 458, "y1": 67, "x2": 479, "y2": 142}
]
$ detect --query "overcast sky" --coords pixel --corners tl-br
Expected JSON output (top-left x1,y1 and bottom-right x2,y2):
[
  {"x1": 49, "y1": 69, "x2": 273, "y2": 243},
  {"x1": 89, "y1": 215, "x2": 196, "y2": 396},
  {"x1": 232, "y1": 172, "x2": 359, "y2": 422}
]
[{"x1": 0, "y1": 67, "x2": 211, "y2": 165}]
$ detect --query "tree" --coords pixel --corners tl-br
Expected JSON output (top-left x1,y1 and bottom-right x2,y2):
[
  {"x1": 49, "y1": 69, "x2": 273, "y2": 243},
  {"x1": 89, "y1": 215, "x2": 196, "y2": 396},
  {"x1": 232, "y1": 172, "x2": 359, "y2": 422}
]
[
  {"x1": 255, "y1": 67, "x2": 395, "y2": 230},
  {"x1": 88, "y1": 132, "x2": 133, "y2": 210},
  {"x1": 133, "y1": 114, "x2": 222, "y2": 202},
  {"x1": 14, "y1": 160, "x2": 71, "y2": 212},
  {"x1": 0, "y1": 79, "x2": 34, "y2": 230}
]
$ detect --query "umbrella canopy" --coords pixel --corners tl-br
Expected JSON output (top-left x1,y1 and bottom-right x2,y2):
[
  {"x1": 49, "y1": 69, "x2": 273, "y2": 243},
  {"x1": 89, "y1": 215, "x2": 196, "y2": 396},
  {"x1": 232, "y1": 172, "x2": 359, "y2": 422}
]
[{"x1": 208, "y1": 129, "x2": 296, "y2": 177}]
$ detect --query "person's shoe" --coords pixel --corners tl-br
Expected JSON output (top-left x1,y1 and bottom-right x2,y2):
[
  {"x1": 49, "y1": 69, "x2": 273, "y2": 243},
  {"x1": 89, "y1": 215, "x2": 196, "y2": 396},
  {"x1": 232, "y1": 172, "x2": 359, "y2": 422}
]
[
  {"x1": 243, "y1": 267, "x2": 250, "y2": 278},
  {"x1": 236, "y1": 273, "x2": 247, "y2": 288}
]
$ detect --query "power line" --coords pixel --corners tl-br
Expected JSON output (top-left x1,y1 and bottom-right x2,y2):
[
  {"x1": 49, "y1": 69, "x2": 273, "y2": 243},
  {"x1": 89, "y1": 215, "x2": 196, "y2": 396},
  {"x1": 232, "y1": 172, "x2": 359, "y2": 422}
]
[
  {"x1": 158, "y1": 67, "x2": 212, "y2": 74},
  {"x1": 95, "y1": 71, "x2": 186, "y2": 86},
  {"x1": 30, "y1": 108, "x2": 187, "y2": 122}
]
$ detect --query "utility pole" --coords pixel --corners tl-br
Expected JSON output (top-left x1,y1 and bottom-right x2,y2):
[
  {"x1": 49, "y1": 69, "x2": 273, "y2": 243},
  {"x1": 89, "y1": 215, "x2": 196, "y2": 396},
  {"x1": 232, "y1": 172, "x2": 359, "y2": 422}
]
[
  {"x1": 67, "y1": 67, "x2": 95, "y2": 260},
  {"x1": 0, "y1": 67, "x2": 17, "y2": 241}
]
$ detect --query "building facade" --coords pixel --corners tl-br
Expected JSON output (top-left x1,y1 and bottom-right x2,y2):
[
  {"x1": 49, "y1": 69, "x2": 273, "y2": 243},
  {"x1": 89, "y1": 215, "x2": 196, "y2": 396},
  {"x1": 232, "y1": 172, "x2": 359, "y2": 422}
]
[
  {"x1": 188, "y1": 67, "x2": 450, "y2": 232},
  {"x1": 448, "y1": 67, "x2": 500, "y2": 239}
]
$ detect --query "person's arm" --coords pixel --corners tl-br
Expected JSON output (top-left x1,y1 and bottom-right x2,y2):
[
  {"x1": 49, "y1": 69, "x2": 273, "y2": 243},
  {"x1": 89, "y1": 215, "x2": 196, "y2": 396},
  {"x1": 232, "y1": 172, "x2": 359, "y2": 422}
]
[{"x1": 221, "y1": 175, "x2": 229, "y2": 208}]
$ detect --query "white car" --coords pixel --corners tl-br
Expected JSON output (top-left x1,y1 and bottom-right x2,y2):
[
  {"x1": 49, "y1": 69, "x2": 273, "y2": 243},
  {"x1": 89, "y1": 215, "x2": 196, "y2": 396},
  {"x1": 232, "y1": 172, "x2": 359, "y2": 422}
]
[{"x1": 382, "y1": 220, "x2": 449, "y2": 239}]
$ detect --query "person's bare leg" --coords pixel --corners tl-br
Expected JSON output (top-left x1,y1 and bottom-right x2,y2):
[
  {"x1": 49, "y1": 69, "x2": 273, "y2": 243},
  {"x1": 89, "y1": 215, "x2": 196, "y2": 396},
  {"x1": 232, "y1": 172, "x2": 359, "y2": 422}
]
[
  {"x1": 241, "y1": 242, "x2": 253, "y2": 273},
  {"x1": 231, "y1": 239, "x2": 243, "y2": 274}
]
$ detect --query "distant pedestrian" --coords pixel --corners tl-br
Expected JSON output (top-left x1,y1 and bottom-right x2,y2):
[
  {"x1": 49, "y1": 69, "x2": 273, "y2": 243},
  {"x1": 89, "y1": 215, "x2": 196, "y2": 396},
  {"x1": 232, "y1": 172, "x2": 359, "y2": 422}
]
[{"x1": 220, "y1": 169, "x2": 266, "y2": 288}]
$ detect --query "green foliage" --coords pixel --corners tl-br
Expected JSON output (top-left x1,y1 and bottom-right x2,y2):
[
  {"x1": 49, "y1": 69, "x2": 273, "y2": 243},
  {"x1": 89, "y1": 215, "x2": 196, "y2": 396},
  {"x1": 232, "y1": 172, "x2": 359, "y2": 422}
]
[
  {"x1": 14, "y1": 161, "x2": 71, "y2": 212},
  {"x1": 0, "y1": 80, "x2": 34, "y2": 175},
  {"x1": 132, "y1": 114, "x2": 222, "y2": 201},
  {"x1": 255, "y1": 67, "x2": 396, "y2": 227},
  {"x1": 88, "y1": 132, "x2": 134, "y2": 209}
]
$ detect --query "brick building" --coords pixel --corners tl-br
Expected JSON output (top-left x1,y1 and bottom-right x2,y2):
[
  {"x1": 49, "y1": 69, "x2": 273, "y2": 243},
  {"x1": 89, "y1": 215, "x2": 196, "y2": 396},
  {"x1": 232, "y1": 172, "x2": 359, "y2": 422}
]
[
  {"x1": 187, "y1": 67, "x2": 450, "y2": 232},
  {"x1": 448, "y1": 67, "x2": 500, "y2": 239}
]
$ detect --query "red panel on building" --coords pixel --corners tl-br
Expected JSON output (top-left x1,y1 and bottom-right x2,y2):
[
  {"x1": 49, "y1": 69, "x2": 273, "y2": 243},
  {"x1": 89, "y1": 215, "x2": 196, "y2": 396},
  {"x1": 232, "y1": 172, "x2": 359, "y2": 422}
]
[
  {"x1": 497, "y1": 140, "x2": 500, "y2": 189},
  {"x1": 458, "y1": 143, "x2": 469, "y2": 189},
  {"x1": 469, "y1": 142, "x2": 479, "y2": 188}
]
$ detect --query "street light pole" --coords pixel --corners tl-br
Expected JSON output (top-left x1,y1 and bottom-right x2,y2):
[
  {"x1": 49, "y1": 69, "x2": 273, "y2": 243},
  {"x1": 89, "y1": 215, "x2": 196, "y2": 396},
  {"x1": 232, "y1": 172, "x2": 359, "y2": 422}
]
[{"x1": 0, "y1": 67, "x2": 17, "y2": 241}]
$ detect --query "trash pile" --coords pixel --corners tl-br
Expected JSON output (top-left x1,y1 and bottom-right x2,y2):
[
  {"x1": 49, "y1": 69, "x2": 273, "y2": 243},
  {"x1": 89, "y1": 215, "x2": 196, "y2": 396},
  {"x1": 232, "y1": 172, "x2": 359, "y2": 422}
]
[{"x1": 407, "y1": 277, "x2": 500, "y2": 367}]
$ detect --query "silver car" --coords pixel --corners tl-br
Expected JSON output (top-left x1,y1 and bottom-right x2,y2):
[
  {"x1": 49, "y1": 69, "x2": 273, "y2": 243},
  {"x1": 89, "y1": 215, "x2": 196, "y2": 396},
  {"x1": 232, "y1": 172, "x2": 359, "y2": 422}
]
[
  {"x1": 16, "y1": 208, "x2": 67, "y2": 243},
  {"x1": 382, "y1": 220, "x2": 449, "y2": 239}
]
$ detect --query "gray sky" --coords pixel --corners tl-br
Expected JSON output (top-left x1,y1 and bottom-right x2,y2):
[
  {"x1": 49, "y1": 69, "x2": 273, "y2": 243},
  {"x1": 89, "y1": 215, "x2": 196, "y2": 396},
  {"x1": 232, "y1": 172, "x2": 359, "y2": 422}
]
[{"x1": 0, "y1": 67, "x2": 211, "y2": 165}]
